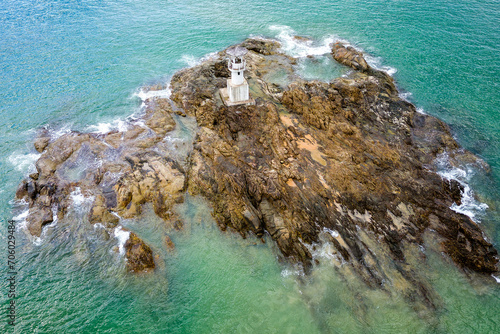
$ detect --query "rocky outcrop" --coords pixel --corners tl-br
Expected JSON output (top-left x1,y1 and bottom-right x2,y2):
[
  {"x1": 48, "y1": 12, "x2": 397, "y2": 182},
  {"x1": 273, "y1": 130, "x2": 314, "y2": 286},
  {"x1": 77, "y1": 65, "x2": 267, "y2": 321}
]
[
  {"x1": 15, "y1": 97, "x2": 184, "y2": 273},
  {"x1": 34, "y1": 137, "x2": 50, "y2": 153},
  {"x1": 124, "y1": 232, "x2": 155, "y2": 273},
  {"x1": 332, "y1": 42, "x2": 370, "y2": 72},
  {"x1": 16, "y1": 38, "x2": 498, "y2": 300},
  {"x1": 169, "y1": 39, "x2": 498, "y2": 310}
]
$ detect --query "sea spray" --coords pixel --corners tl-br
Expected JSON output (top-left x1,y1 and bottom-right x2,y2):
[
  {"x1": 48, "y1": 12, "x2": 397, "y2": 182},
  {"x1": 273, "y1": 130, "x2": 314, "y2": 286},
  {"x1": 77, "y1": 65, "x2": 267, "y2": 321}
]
[
  {"x1": 84, "y1": 86, "x2": 172, "y2": 135},
  {"x1": 269, "y1": 25, "x2": 398, "y2": 83},
  {"x1": 8, "y1": 152, "x2": 40, "y2": 173},
  {"x1": 114, "y1": 226, "x2": 130, "y2": 256},
  {"x1": 269, "y1": 25, "x2": 338, "y2": 58},
  {"x1": 180, "y1": 51, "x2": 219, "y2": 68},
  {"x1": 134, "y1": 86, "x2": 172, "y2": 101},
  {"x1": 12, "y1": 207, "x2": 30, "y2": 232},
  {"x1": 87, "y1": 118, "x2": 130, "y2": 134},
  {"x1": 435, "y1": 153, "x2": 489, "y2": 222},
  {"x1": 69, "y1": 187, "x2": 94, "y2": 209}
]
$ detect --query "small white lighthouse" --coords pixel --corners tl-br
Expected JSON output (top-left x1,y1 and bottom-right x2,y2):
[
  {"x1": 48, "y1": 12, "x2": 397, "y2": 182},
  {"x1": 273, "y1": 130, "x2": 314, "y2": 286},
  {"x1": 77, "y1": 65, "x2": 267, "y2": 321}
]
[{"x1": 219, "y1": 46, "x2": 254, "y2": 106}]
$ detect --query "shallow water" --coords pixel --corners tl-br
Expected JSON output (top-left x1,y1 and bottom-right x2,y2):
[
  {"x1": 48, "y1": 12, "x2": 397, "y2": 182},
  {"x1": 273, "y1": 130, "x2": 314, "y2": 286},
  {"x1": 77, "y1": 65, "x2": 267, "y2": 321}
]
[{"x1": 1, "y1": 0, "x2": 499, "y2": 332}]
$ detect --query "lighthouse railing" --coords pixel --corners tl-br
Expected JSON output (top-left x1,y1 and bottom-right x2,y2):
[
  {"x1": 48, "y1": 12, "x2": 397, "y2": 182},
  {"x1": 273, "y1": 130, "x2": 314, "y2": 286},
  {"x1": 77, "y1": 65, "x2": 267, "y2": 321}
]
[{"x1": 228, "y1": 59, "x2": 246, "y2": 71}]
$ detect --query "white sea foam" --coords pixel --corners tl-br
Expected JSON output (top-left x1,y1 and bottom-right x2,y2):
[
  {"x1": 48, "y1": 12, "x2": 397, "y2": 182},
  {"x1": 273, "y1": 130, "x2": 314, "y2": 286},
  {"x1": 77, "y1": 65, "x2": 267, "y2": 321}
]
[
  {"x1": 49, "y1": 124, "x2": 73, "y2": 140},
  {"x1": 181, "y1": 54, "x2": 200, "y2": 67},
  {"x1": 364, "y1": 54, "x2": 397, "y2": 76},
  {"x1": 281, "y1": 266, "x2": 305, "y2": 278},
  {"x1": 270, "y1": 25, "x2": 338, "y2": 58},
  {"x1": 69, "y1": 187, "x2": 95, "y2": 213},
  {"x1": 49, "y1": 206, "x2": 58, "y2": 227},
  {"x1": 114, "y1": 226, "x2": 130, "y2": 256},
  {"x1": 13, "y1": 208, "x2": 29, "y2": 221},
  {"x1": 134, "y1": 87, "x2": 172, "y2": 101},
  {"x1": 385, "y1": 67, "x2": 397, "y2": 76},
  {"x1": 270, "y1": 25, "x2": 398, "y2": 78},
  {"x1": 93, "y1": 223, "x2": 106, "y2": 230},
  {"x1": 32, "y1": 236, "x2": 43, "y2": 246},
  {"x1": 323, "y1": 227, "x2": 339, "y2": 238},
  {"x1": 87, "y1": 118, "x2": 129, "y2": 134},
  {"x1": 13, "y1": 208, "x2": 30, "y2": 231},
  {"x1": 8, "y1": 152, "x2": 41, "y2": 173},
  {"x1": 298, "y1": 228, "x2": 351, "y2": 266},
  {"x1": 303, "y1": 238, "x2": 345, "y2": 266},
  {"x1": 70, "y1": 187, "x2": 87, "y2": 206},
  {"x1": 399, "y1": 92, "x2": 412, "y2": 102},
  {"x1": 436, "y1": 153, "x2": 488, "y2": 222},
  {"x1": 180, "y1": 51, "x2": 218, "y2": 68},
  {"x1": 311, "y1": 242, "x2": 344, "y2": 263}
]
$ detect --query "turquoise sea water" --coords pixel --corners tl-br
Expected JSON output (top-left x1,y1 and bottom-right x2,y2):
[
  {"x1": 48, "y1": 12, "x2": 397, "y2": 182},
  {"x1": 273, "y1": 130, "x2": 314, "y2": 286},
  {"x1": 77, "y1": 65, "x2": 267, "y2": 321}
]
[{"x1": 1, "y1": 0, "x2": 499, "y2": 332}]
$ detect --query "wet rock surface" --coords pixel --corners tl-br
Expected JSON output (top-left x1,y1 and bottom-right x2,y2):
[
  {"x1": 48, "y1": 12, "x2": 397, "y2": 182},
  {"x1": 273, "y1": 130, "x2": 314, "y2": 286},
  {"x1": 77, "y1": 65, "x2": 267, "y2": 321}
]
[
  {"x1": 124, "y1": 232, "x2": 155, "y2": 273},
  {"x1": 16, "y1": 38, "x2": 498, "y2": 298}
]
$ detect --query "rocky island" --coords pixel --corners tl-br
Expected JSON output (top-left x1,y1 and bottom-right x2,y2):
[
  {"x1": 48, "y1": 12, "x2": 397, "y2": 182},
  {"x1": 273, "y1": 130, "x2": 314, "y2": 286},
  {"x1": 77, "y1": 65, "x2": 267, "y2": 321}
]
[{"x1": 16, "y1": 38, "x2": 498, "y2": 310}]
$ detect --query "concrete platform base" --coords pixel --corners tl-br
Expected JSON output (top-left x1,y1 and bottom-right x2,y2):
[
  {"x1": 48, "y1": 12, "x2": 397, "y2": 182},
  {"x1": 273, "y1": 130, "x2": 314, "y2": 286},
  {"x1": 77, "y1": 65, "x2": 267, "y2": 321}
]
[{"x1": 219, "y1": 88, "x2": 255, "y2": 107}]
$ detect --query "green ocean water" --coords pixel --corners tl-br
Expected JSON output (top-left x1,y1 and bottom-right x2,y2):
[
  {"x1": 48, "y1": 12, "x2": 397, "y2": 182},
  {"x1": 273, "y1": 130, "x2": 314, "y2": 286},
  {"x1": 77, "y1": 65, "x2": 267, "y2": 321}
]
[{"x1": 1, "y1": 0, "x2": 499, "y2": 332}]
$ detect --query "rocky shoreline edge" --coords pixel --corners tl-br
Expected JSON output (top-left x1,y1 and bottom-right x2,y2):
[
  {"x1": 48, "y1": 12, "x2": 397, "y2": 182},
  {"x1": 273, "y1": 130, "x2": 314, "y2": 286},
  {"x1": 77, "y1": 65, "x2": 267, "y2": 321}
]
[{"x1": 15, "y1": 38, "x2": 498, "y2": 310}]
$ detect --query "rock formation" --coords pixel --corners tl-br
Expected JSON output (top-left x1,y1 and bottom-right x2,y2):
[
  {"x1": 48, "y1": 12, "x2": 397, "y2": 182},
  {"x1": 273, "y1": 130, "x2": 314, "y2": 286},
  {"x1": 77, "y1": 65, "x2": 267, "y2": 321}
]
[{"x1": 16, "y1": 38, "x2": 498, "y2": 306}]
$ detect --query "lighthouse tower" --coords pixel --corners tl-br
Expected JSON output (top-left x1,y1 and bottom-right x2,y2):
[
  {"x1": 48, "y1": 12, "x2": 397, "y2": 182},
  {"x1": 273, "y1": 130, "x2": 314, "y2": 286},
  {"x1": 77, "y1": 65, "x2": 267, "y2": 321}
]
[{"x1": 220, "y1": 46, "x2": 254, "y2": 106}]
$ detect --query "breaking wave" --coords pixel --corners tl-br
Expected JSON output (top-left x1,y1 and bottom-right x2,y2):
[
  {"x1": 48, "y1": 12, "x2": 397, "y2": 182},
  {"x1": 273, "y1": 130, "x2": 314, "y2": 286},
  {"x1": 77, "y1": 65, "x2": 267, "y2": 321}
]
[{"x1": 435, "y1": 153, "x2": 489, "y2": 222}]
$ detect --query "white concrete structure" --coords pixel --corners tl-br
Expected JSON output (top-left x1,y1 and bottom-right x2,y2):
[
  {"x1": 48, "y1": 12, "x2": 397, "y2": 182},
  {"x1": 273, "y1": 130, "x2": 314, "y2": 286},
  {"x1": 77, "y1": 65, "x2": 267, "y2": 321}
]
[
  {"x1": 228, "y1": 49, "x2": 246, "y2": 86},
  {"x1": 219, "y1": 46, "x2": 254, "y2": 106}
]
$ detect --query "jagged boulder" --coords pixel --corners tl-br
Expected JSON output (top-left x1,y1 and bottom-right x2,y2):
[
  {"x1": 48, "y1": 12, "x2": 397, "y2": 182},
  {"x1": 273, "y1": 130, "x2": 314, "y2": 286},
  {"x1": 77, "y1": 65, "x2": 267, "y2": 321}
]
[
  {"x1": 34, "y1": 137, "x2": 50, "y2": 153},
  {"x1": 332, "y1": 42, "x2": 370, "y2": 72},
  {"x1": 124, "y1": 232, "x2": 155, "y2": 273}
]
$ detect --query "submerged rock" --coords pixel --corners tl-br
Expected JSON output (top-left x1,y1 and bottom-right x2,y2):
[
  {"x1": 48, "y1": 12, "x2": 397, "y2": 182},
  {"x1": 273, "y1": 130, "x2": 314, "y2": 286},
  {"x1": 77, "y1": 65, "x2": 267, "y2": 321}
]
[{"x1": 15, "y1": 37, "x2": 498, "y2": 305}]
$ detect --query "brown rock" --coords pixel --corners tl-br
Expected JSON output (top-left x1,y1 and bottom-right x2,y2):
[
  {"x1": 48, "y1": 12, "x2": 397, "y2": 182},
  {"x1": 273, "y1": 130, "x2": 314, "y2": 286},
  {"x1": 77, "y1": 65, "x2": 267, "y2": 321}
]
[
  {"x1": 15, "y1": 180, "x2": 28, "y2": 199},
  {"x1": 89, "y1": 195, "x2": 120, "y2": 228},
  {"x1": 27, "y1": 206, "x2": 53, "y2": 237},
  {"x1": 114, "y1": 152, "x2": 185, "y2": 219},
  {"x1": 164, "y1": 235, "x2": 175, "y2": 252},
  {"x1": 124, "y1": 232, "x2": 155, "y2": 273},
  {"x1": 332, "y1": 42, "x2": 370, "y2": 72},
  {"x1": 240, "y1": 39, "x2": 280, "y2": 55},
  {"x1": 35, "y1": 157, "x2": 58, "y2": 177},
  {"x1": 34, "y1": 137, "x2": 50, "y2": 153},
  {"x1": 293, "y1": 35, "x2": 311, "y2": 42},
  {"x1": 145, "y1": 108, "x2": 175, "y2": 137}
]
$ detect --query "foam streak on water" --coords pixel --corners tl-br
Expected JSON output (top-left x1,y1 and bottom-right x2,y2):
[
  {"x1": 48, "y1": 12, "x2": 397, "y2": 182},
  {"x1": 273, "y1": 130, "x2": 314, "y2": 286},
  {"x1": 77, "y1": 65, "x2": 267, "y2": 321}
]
[
  {"x1": 364, "y1": 53, "x2": 397, "y2": 76},
  {"x1": 8, "y1": 152, "x2": 41, "y2": 173},
  {"x1": 87, "y1": 118, "x2": 130, "y2": 134},
  {"x1": 70, "y1": 187, "x2": 91, "y2": 204},
  {"x1": 113, "y1": 226, "x2": 130, "y2": 256},
  {"x1": 180, "y1": 51, "x2": 218, "y2": 68},
  {"x1": 13, "y1": 207, "x2": 30, "y2": 232},
  {"x1": 270, "y1": 25, "x2": 337, "y2": 58},
  {"x1": 134, "y1": 87, "x2": 172, "y2": 101},
  {"x1": 435, "y1": 153, "x2": 489, "y2": 222},
  {"x1": 301, "y1": 229, "x2": 346, "y2": 267}
]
